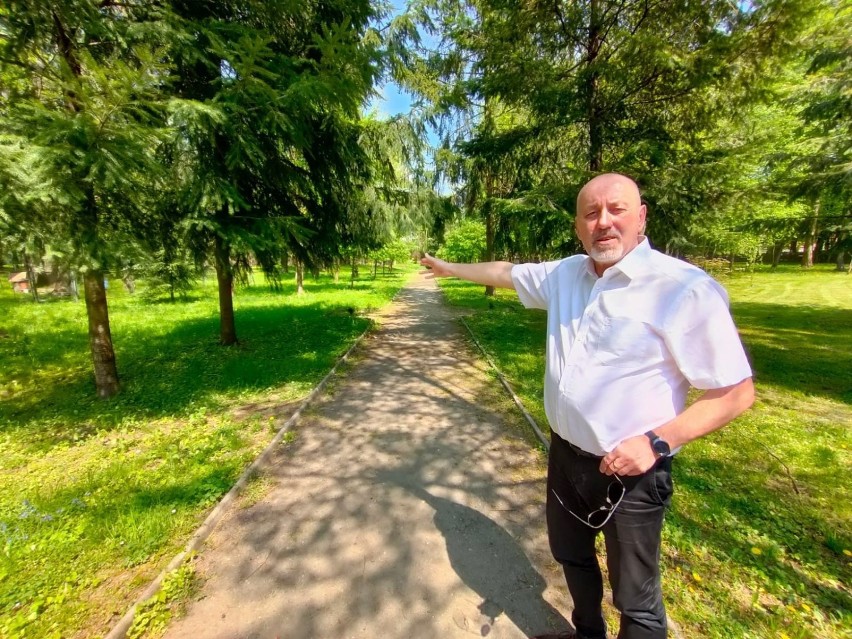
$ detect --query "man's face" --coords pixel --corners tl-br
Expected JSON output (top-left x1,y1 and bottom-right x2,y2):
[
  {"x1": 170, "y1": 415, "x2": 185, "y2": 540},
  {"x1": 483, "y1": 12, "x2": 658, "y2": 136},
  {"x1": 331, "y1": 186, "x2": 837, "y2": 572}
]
[{"x1": 575, "y1": 175, "x2": 647, "y2": 275}]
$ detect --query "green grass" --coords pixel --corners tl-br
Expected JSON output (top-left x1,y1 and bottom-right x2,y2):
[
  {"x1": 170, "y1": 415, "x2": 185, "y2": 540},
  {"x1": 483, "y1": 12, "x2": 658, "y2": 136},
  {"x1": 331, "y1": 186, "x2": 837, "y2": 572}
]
[
  {"x1": 0, "y1": 264, "x2": 416, "y2": 638},
  {"x1": 439, "y1": 264, "x2": 852, "y2": 639}
]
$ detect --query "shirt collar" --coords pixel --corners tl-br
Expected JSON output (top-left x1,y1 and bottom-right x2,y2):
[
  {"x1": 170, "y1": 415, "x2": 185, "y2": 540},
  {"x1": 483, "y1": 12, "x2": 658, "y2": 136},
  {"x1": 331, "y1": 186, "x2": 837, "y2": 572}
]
[{"x1": 584, "y1": 236, "x2": 651, "y2": 281}]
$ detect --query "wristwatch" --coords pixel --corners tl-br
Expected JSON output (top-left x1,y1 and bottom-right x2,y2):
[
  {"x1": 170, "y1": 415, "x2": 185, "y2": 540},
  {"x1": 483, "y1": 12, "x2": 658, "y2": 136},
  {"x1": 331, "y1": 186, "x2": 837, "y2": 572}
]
[{"x1": 645, "y1": 431, "x2": 671, "y2": 459}]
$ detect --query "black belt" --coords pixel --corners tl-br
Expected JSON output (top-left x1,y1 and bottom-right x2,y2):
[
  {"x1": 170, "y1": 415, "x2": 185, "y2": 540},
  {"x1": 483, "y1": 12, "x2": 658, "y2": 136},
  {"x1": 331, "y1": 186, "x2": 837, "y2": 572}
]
[{"x1": 566, "y1": 440, "x2": 603, "y2": 459}]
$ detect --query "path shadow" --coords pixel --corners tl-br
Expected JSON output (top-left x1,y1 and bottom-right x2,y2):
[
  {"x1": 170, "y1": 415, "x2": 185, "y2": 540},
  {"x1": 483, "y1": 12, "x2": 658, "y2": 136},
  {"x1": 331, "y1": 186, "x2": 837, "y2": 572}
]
[
  {"x1": 158, "y1": 279, "x2": 573, "y2": 639},
  {"x1": 383, "y1": 473, "x2": 571, "y2": 638}
]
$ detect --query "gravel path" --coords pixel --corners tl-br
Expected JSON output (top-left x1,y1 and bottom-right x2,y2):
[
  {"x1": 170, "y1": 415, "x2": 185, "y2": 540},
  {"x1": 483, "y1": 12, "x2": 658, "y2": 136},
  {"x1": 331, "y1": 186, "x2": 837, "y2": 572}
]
[{"x1": 162, "y1": 273, "x2": 573, "y2": 639}]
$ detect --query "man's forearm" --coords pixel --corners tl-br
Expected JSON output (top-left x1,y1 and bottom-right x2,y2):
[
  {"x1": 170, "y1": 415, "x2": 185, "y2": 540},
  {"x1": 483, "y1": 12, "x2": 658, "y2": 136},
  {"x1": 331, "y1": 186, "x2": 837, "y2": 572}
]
[
  {"x1": 602, "y1": 376, "x2": 755, "y2": 476},
  {"x1": 440, "y1": 261, "x2": 517, "y2": 290},
  {"x1": 656, "y1": 377, "x2": 755, "y2": 449}
]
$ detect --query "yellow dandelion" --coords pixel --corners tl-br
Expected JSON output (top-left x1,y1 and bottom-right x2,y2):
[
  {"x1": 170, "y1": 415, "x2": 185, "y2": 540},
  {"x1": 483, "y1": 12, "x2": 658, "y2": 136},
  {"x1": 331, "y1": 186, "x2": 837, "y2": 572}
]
[
  {"x1": 779, "y1": 633, "x2": 790, "y2": 639},
  {"x1": 692, "y1": 571, "x2": 702, "y2": 582},
  {"x1": 801, "y1": 603, "x2": 811, "y2": 612},
  {"x1": 843, "y1": 549, "x2": 851, "y2": 557},
  {"x1": 751, "y1": 547, "x2": 762, "y2": 555}
]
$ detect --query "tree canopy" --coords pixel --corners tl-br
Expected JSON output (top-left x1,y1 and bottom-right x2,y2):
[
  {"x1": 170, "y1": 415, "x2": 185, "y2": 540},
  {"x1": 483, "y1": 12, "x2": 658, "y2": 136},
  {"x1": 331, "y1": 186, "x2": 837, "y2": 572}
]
[
  {"x1": 389, "y1": 0, "x2": 849, "y2": 267},
  {"x1": 1, "y1": 0, "x2": 849, "y2": 397}
]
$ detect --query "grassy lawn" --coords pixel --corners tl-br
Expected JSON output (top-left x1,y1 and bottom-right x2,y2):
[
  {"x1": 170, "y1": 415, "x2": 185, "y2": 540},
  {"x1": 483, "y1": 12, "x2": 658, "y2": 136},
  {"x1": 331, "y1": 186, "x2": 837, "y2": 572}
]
[
  {"x1": 438, "y1": 264, "x2": 852, "y2": 639},
  {"x1": 0, "y1": 264, "x2": 416, "y2": 638}
]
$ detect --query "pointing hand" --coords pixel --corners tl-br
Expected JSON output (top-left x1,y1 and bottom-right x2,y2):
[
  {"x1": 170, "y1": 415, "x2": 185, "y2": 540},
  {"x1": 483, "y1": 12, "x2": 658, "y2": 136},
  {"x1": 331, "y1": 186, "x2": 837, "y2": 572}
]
[{"x1": 420, "y1": 253, "x2": 454, "y2": 278}]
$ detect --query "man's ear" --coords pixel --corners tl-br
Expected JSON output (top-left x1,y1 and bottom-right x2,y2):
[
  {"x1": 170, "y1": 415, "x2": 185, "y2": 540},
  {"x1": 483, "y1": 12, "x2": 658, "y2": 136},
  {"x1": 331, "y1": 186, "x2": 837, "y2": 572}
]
[{"x1": 639, "y1": 204, "x2": 647, "y2": 234}]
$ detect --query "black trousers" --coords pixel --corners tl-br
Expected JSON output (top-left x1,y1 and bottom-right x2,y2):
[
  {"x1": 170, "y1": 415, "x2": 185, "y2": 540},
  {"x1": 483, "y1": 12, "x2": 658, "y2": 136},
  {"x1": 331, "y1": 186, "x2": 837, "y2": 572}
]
[{"x1": 546, "y1": 431, "x2": 673, "y2": 639}]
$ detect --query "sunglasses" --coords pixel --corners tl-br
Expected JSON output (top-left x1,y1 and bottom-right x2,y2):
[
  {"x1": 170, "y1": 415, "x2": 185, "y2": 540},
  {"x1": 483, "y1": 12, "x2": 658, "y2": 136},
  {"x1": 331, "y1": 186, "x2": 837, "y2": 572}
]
[{"x1": 552, "y1": 474, "x2": 625, "y2": 529}]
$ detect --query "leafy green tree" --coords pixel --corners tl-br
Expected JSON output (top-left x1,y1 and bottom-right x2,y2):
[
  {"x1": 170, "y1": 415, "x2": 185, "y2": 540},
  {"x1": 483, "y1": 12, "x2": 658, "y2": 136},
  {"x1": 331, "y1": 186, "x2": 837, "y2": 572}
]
[
  {"x1": 368, "y1": 237, "x2": 415, "y2": 276},
  {"x1": 163, "y1": 0, "x2": 381, "y2": 343},
  {"x1": 398, "y1": 0, "x2": 814, "y2": 257},
  {"x1": 788, "y1": 1, "x2": 850, "y2": 199},
  {"x1": 0, "y1": 2, "x2": 170, "y2": 397},
  {"x1": 783, "y1": 1, "x2": 851, "y2": 267},
  {"x1": 438, "y1": 219, "x2": 486, "y2": 263},
  {"x1": 684, "y1": 1, "x2": 851, "y2": 270},
  {"x1": 339, "y1": 113, "x2": 447, "y2": 285}
]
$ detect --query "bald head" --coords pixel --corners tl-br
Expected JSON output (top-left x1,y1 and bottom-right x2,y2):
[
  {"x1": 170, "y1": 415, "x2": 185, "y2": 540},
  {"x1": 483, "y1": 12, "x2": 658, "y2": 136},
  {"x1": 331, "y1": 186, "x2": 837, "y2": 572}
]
[
  {"x1": 576, "y1": 173, "x2": 642, "y2": 213},
  {"x1": 575, "y1": 173, "x2": 647, "y2": 276}
]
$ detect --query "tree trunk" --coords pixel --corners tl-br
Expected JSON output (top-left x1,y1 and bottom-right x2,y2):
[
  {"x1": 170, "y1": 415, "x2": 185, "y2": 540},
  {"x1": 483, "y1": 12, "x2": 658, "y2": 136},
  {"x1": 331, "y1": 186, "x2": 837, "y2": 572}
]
[
  {"x1": 333, "y1": 259, "x2": 340, "y2": 284},
  {"x1": 771, "y1": 242, "x2": 783, "y2": 268},
  {"x1": 84, "y1": 270, "x2": 119, "y2": 398},
  {"x1": 484, "y1": 199, "x2": 496, "y2": 297},
  {"x1": 24, "y1": 253, "x2": 39, "y2": 303},
  {"x1": 481, "y1": 99, "x2": 497, "y2": 297},
  {"x1": 836, "y1": 251, "x2": 845, "y2": 272},
  {"x1": 295, "y1": 260, "x2": 304, "y2": 295},
  {"x1": 281, "y1": 249, "x2": 289, "y2": 274},
  {"x1": 214, "y1": 234, "x2": 237, "y2": 345},
  {"x1": 350, "y1": 255, "x2": 358, "y2": 288},
  {"x1": 55, "y1": 11, "x2": 120, "y2": 396},
  {"x1": 802, "y1": 200, "x2": 819, "y2": 268},
  {"x1": 586, "y1": 0, "x2": 603, "y2": 173}
]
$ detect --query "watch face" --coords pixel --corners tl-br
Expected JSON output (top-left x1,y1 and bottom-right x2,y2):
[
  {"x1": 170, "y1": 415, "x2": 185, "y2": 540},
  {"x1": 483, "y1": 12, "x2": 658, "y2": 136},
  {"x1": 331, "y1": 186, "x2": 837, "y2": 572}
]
[{"x1": 652, "y1": 438, "x2": 671, "y2": 456}]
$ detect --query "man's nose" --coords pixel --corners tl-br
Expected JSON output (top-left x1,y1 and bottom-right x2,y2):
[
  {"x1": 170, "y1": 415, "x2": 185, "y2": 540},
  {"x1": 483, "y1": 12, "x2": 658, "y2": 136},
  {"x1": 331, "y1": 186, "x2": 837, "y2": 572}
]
[{"x1": 598, "y1": 208, "x2": 612, "y2": 227}]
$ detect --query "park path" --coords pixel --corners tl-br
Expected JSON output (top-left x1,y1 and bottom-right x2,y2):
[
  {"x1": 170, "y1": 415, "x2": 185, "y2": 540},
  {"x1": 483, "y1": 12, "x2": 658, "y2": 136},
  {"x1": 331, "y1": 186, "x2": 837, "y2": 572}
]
[{"x1": 162, "y1": 273, "x2": 573, "y2": 639}]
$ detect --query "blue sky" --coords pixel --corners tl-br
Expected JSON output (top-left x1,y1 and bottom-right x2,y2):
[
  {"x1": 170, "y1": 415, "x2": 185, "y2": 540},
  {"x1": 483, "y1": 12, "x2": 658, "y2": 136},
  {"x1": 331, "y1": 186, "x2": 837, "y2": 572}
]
[
  {"x1": 365, "y1": 0, "x2": 414, "y2": 119},
  {"x1": 364, "y1": 1, "x2": 449, "y2": 192},
  {"x1": 366, "y1": 81, "x2": 413, "y2": 119}
]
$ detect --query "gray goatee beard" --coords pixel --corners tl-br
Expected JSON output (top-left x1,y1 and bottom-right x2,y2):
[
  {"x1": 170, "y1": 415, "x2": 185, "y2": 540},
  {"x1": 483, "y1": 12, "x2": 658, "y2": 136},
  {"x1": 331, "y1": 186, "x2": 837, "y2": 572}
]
[{"x1": 589, "y1": 239, "x2": 624, "y2": 264}]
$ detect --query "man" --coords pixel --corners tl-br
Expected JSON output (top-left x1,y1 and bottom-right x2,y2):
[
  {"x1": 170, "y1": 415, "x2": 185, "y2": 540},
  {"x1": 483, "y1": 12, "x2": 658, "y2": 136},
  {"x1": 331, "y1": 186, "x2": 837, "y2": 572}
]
[{"x1": 420, "y1": 173, "x2": 754, "y2": 639}]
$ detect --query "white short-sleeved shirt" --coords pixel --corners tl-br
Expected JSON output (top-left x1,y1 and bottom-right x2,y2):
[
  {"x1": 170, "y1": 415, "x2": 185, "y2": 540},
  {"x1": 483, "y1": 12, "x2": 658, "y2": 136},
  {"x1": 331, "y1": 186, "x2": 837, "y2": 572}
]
[{"x1": 510, "y1": 238, "x2": 752, "y2": 456}]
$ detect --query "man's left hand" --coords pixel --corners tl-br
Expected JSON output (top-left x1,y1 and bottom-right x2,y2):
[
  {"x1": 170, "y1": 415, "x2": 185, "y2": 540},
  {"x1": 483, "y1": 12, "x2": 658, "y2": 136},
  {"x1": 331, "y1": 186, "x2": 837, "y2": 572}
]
[{"x1": 601, "y1": 435, "x2": 656, "y2": 476}]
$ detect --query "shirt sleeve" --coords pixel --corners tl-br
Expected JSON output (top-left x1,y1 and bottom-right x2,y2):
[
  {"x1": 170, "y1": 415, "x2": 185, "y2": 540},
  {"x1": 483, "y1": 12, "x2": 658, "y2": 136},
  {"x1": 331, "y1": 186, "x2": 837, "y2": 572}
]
[
  {"x1": 663, "y1": 277, "x2": 753, "y2": 389},
  {"x1": 511, "y1": 261, "x2": 555, "y2": 310}
]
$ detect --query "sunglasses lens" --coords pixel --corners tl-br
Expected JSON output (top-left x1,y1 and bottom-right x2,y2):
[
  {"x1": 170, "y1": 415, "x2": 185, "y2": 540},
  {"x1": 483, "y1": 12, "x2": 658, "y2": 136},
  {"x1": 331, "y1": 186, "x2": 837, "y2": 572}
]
[
  {"x1": 588, "y1": 509, "x2": 609, "y2": 527},
  {"x1": 607, "y1": 481, "x2": 625, "y2": 502}
]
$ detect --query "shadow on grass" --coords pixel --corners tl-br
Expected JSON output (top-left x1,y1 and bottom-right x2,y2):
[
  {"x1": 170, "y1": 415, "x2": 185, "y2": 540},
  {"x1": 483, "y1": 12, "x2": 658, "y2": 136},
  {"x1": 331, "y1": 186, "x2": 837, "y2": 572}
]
[
  {"x1": 0, "y1": 301, "x2": 372, "y2": 450},
  {"x1": 12, "y1": 462, "x2": 249, "y2": 572},
  {"x1": 144, "y1": 295, "x2": 206, "y2": 305},
  {"x1": 732, "y1": 302, "x2": 852, "y2": 404}
]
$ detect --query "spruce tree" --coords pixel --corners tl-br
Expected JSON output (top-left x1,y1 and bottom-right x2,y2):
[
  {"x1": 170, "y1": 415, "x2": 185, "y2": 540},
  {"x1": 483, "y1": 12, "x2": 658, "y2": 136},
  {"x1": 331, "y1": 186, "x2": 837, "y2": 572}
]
[
  {"x1": 0, "y1": 2, "x2": 171, "y2": 397},
  {"x1": 163, "y1": 0, "x2": 381, "y2": 344}
]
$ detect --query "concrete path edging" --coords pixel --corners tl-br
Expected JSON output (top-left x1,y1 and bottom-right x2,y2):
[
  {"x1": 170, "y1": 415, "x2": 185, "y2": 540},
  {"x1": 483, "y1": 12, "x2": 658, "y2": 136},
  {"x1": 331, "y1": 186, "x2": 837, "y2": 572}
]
[{"x1": 459, "y1": 317, "x2": 550, "y2": 452}]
